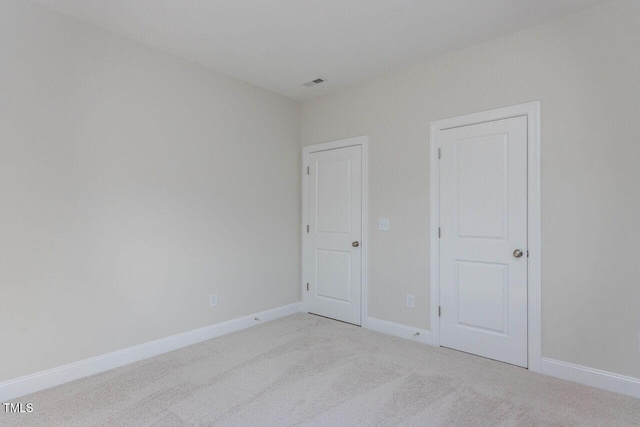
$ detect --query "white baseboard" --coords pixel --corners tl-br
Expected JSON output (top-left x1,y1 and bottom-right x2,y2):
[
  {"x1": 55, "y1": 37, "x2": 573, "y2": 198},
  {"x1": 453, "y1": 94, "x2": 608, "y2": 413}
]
[
  {"x1": 5, "y1": 307, "x2": 638, "y2": 402},
  {"x1": 363, "y1": 318, "x2": 640, "y2": 399},
  {"x1": 364, "y1": 317, "x2": 437, "y2": 346},
  {"x1": 0, "y1": 302, "x2": 301, "y2": 402},
  {"x1": 541, "y1": 357, "x2": 640, "y2": 398}
]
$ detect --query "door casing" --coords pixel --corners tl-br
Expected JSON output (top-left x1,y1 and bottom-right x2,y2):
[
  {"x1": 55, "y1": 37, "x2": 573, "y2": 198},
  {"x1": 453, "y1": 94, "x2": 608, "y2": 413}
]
[
  {"x1": 302, "y1": 136, "x2": 369, "y2": 326},
  {"x1": 430, "y1": 102, "x2": 541, "y2": 372}
]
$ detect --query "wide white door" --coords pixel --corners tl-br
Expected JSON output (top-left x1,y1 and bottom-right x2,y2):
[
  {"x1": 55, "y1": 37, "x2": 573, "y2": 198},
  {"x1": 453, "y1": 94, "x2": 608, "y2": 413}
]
[
  {"x1": 307, "y1": 145, "x2": 362, "y2": 325},
  {"x1": 440, "y1": 116, "x2": 528, "y2": 367}
]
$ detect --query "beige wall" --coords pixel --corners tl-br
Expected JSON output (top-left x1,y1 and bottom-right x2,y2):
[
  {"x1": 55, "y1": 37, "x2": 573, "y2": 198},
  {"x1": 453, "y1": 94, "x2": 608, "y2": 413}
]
[
  {"x1": 302, "y1": 0, "x2": 640, "y2": 378},
  {"x1": 0, "y1": 1, "x2": 300, "y2": 382}
]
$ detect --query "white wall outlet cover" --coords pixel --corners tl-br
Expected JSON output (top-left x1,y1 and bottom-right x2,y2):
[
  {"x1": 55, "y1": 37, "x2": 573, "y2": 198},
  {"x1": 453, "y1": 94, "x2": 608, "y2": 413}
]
[
  {"x1": 209, "y1": 294, "x2": 218, "y2": 307},
  {"x1": 378, "y1": 218, "x2": 390, "y2": 231},
  {"x1": 406, "y1": 294, "x2": 415, "y2": 309}
]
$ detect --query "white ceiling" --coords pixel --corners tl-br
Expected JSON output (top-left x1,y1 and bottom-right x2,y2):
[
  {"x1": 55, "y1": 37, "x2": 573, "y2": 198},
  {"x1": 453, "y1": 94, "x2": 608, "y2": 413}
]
[{"x1": 29, "y1": 0, "x2": 607, "y2": 100}]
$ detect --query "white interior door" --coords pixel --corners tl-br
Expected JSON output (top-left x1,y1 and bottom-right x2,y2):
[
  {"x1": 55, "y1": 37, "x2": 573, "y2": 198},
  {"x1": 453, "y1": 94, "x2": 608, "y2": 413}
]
[
  {"x1": 306, "y1": 145, "x2": 362, "y2": 325},
  {"x1": 439, "y1": 116, "x2": 528, "y2": 367}
]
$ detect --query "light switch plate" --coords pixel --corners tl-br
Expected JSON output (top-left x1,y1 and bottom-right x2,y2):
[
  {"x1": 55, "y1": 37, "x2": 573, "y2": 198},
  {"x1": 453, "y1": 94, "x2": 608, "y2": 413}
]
[{"x1": 378, "y1": 218, "x2": 390, "y2": 231}]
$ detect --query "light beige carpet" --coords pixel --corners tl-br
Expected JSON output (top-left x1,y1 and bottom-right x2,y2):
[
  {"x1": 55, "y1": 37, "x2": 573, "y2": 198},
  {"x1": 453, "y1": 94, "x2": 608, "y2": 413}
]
[{"x1": 2, "y1": 313, "x2": 639, "y2": 426}]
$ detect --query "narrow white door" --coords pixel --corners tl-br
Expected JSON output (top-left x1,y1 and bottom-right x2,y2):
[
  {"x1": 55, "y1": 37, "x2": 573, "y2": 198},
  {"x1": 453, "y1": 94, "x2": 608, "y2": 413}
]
[
  {"x1": 440, "y1": 116, "x2": 528, "y2": 367},
  {"x1": 307, "y1": 145, "x2": 362, "y2": 325}
]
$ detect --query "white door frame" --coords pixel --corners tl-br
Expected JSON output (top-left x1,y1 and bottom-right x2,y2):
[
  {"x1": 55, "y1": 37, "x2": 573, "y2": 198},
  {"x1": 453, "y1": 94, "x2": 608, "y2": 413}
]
[
  {"x1": 302, "y1": 136, "x2": 369, "y2": 326},
  {"x1": 429, "y1": 102, "x2": 541, "y2": 372}
]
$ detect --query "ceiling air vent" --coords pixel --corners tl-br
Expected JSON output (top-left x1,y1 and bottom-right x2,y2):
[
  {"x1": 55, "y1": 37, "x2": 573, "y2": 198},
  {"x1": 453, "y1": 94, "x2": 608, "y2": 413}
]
[{"x1": 302, "y1": 78, "x2": 326, "y2": 87}]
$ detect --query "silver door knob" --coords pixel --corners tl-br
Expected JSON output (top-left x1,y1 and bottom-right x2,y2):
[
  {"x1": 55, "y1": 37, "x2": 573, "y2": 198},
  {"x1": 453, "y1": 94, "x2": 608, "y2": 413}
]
[
  {"x1": 513, "y1": 249, "x2": 523, "y2": 258},
  {"x1": 352, "y1": 241, "x2": 360, "y2": 248}
]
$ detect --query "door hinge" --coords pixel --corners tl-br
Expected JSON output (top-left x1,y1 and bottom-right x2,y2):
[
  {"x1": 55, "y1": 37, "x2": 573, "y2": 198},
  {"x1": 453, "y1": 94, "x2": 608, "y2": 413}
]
[
  {"x1": 307, "y1": 166, "x2": 309, "y2": 175},
  {"x1": 306, "y1": 225, "x2": 309, "y2": 233},
  {"x1": 438, "y1": 227, "x2": 441, "y2": 238},
  {"x1": 527, "y1": 250, "x2": 529, "y2": 258},
  {"x1": 438, "y1": 148, "x2": 441, "y2": 159},
  {"x1": 306, "y1": 283, "x2": 309, "y2": 291},
  {"x1": 438, "y1": 306, "x2": 441, "y2": 317}
]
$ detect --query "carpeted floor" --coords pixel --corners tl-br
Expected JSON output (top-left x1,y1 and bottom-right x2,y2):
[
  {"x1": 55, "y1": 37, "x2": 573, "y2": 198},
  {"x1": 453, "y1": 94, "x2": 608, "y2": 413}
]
[{"x1": 2, "y1": 313, "x2": 639, "y2": 426}]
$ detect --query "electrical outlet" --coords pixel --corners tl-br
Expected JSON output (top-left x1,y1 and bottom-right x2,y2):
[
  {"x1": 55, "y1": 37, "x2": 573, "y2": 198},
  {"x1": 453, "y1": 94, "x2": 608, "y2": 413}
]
[
  {"x1": 406, "y1": 294, "x2": 415, "y2": 309},
  {"x1": 209, "y1": 294, "x2": 218, "y2": 307}
]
